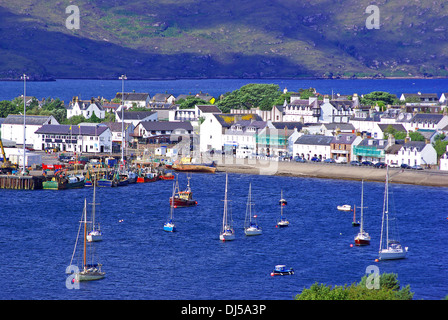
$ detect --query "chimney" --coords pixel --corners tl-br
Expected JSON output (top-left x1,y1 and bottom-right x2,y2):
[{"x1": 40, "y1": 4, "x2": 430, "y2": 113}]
[
  {"x1": 387, "y1": 134, "x2": 395, "y2": 148},
  {"x1": 405, "y1": 131, "x2": 411, "y2": 143}
]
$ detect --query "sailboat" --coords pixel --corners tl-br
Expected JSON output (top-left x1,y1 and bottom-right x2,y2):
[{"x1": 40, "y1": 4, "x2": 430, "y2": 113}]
[
  {"x1": 277, "y1": 190, "x2": 289, "y2": 228},
  {"x1": 69, "y1": 199, "x2": 105, "y2": 282},
  {"x1": 87, "y1": 176, "x2": 102, "y2": 242},
  {"x1": 354, "y1": 180, "x2": 370, "y2": 246},
  {"x1": 219, "y1": 173, "x2": 235, "y2": 241},
  {"x1": 379, "y1": 168, "x2": 408, "y2": 260},
  {"x1": 163, "y1": 179, "x2": 177, "y2": 232},
  {"x1": 244, "y1": 183, "x2": 262, "y2": 236}
]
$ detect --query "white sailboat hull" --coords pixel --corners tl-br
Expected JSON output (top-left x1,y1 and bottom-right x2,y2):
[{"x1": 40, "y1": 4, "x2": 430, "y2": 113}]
[
  {"x1": 379, "y1": 247, "x2": 408, "y2": 260},
  {"x1": 87, "y1": 230, "x2": 102, "y2": 242},
  {"x1": 245, "y1": 226, "x2": 262, "y2": 236},
  {"x1": 277, "y1": 220, "x2": 289, "y2": 227},
  {"x1": 76, "y1": 270, "x2": 106, "y2": 281},
  {"x1": 220, "y1": 231, "x2": 235, "y2": 241}
]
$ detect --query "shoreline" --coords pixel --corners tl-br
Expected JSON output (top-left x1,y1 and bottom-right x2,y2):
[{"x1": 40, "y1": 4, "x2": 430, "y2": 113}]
[
  {"x1": 1, "y1": 76, "x2": 448, "y2": 82},
  {"x1": 214, "y1": 159, "x2": 448, "y2": 188}
]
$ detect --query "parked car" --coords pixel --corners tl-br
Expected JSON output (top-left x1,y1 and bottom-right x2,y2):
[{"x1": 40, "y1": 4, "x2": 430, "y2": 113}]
[
  {"x1": 58, "y1": 155, "x2": 71, "y2": 163},
  {"x1": 388, "y1": 162, "x2": 400, "y2": 168},
  {"x1": 335, "y1": 157, "x2": 347, "y2": 164},
  {"x1": 311, "y1": 157, "x2": 321, "y2": 162},
  {"x1": 294, "y1": 156, "x2": 306, "y2": 163},
  {"x1": 350, "y1": 160, "x2": 361, "y2": 166},
  {"x1": 411, "y1": 165, "x2": 423, "y2": 170},
  {"x1": 373, "y1": 162, "x2": 387, "y2": 168},
  {"x1": 400, "y1": 164, "x2": 411, "y2": 169},
  {"x1": 361, "y1": 161, "x2": 373, "y2": 166},
  {"x1": 323, "y1": 158, "x2": 335, "y2": 163}
]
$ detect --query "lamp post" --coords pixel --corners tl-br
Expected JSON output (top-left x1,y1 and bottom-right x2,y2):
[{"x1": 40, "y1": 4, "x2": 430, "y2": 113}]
[
  {"x1": 21, "y1": 74, "x2": 29, "y2": 175},
  {"x1": 119, "y1": 74, "x2": 127, "y2": 164}
]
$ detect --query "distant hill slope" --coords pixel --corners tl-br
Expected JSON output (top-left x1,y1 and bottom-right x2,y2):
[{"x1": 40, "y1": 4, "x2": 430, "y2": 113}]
[{"x1": 1, "y1": 0, "x2": 448, "y2": 80}]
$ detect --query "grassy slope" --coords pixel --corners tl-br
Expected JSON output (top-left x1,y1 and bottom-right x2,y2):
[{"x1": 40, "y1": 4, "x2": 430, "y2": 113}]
[{"x1": 1, "y1": 0, "x2": 447, "y2": 79}]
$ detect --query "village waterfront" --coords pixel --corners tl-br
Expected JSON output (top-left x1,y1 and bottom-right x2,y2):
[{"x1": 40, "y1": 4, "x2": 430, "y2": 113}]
[
  {"x1": 0, "y1": 170, "x2": 447, "y2": 300},
  {"x1": 1, "y1": 78, "x2": 448, "y2": 300}
]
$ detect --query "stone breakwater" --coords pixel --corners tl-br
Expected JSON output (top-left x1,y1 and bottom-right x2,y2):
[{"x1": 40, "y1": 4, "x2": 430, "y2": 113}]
[{"x1": 213, "y1": 158, "x2": 448, "y2": 187}]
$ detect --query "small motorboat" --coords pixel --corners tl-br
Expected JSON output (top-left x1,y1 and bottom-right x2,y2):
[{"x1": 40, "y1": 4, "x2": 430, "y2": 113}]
[
  {"x1": 270, "y1": 265, "x2": 294, "y2": 276},
  {"x1": 337, "y1": 204, "x2": 351, "y2": 211}
]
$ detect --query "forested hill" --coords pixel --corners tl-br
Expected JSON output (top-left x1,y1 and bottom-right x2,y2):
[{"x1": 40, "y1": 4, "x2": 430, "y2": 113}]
[{"x1": 1, "y1": 0, "x2": 448, "y2": 80}]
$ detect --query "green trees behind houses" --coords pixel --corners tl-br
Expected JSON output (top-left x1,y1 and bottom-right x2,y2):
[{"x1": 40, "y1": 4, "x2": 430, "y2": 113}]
[
  {"x1": 295, "y1": 273, "x2": 414, "y2": 300},
  {"x1": 217, "y1": 83, "x2": 282, "y2": 113}
]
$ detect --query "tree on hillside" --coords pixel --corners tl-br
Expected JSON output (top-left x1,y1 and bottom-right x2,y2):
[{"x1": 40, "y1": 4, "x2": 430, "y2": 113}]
[{"x1": 217, "y1": 83, "x2": 281, "y2": 113}]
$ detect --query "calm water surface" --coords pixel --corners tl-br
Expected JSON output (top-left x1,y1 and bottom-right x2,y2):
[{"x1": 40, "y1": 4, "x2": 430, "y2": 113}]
[
  {"x1": 2, "y1": 78, "x2": 448, "y2": 102},
  {"x1": 0, "y1": 172, "x2": 447, "y2": 300}
]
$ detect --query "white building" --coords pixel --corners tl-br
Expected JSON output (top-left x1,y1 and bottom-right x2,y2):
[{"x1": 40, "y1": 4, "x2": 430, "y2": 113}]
[
  {"x1": 199, "y1": 113, "x2": 263, "y2": 152},
  {"x1": 1, "y1": 114, "x2": 58, "y2": 148},
  {"x1": 222, "y1": 120, "x2": 266, "y2": 156},
  {"x1": 67, "y1": 97, "x2": 105, "y2": 119},
  {"x1": 114, "y1": 92, "x2": 150, "y2": 108},
  {"x1": 440, "y1": 145, "x2": 448, "y2": 171},
  {"x1": 386, "y1": 138, "x2": 437, "y2": 167},
  {"x1": 34, "y1": 124, "x2": 112, "y2": 153},
  {"x1": 169, "y1": 105, "x2": 221, "y2": 123},
  {"x1": 293, "y1": 135, "x2": 333, "y2": 160}
]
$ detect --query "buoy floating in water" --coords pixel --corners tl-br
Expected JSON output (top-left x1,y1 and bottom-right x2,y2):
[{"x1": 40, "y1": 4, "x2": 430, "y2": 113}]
[
  {"x1": 375, "y1": 259, "x2": 379, "y2": 262},
  {"x1": 350, "y1": 244, "x2": 353, "y2": 247}
]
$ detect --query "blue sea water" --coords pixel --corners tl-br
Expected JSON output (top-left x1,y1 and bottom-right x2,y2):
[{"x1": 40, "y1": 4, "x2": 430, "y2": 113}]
[
  {"x1": 0, "y1": 172, "x2": 447, "y2": 300},
  {"x1": 1, "y1": 78, "x2": 448, "y2": 102}
]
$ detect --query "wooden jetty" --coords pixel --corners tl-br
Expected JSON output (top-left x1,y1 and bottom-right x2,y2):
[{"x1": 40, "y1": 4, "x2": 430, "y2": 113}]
[{"x1": 0, "y1": 174, "x2": 44, "y2": 190}]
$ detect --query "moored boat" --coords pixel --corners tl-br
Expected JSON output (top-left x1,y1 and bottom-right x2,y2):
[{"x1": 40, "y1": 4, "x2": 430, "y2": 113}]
[
  {"x1": 68, "y1": 199, "x2": 105, "y2": 282},
  {"x1": 354, "y1": 180, "x2": 370, "y2": 246},
  {"x1": 270, "y1": 265, "x2": 294, "y2": 276},
  {"x1": 276, "y1": 191, "x2": 289, "y2": 228},
  {"x1": 172, "y1": 163, "x2": 216, "y2": 173},
  {"x1": 378, "y1": 168, "x2": 408, "y2": 260},
  {"x1": 164, "y1": 179, "x2": 177, "y2": 232},
  {"x1": 43, "y1": 172, "x2": 85, "y2": 190},
  {"x1": 244, "y1": 183, "x2": 262, "y2": 236},
  {"x1": 219, "y1": 173, "x2": 235, "y2": 241},
  {"x1": 169, "y1": 175, "x2": 197, "y2": 207},
  {"x1": 337, "y1": 204, "x2": 351, "y2": 211}
]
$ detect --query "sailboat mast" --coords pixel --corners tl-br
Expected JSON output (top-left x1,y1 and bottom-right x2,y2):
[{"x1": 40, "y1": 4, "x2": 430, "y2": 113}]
[
  {"x1": 222, "y1": 174, "x2": 228, "y2": 231},
  {"x1": 83, "y1": 198, "x2": 87, "y2": 270},
  {"x1": 379, "y1": 171, "x2": 388, "y2": 251},
  {"x1": 280, "y1": 190, "x2": 284, "y2": 217},
  {"x1": 385, "y1": 169, "x2": 389, "y2": 246},
  {"x1": 360, "y1": 179, "x2": 364, "y2": 232},
  {"x1": 92, "y1": 175, "x2": 96, "y2": 231},
  {"x1": 170, "y1": 178, "x2": 176, "y2": 219}
]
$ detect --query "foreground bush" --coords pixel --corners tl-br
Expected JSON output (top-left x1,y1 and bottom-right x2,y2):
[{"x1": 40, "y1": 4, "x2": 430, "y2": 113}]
[{"x1": 295, "y1": 273, "x2": 414, "y2": 300}]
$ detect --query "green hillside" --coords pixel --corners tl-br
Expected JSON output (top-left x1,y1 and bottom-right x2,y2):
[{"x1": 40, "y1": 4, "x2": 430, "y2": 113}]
[{"x1": 1, "y1": 0, "x2": 448, "y2": 80}]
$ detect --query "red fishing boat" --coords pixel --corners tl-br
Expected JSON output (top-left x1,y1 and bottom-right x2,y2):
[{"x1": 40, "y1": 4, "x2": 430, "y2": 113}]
[{"x1": 169, "y1": 175, "x2": 197, "y2": 207}]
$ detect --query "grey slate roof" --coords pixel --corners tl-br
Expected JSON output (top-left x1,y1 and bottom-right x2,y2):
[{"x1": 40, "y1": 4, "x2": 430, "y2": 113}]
[
  {"x1": 330, "y1": 134, "x2": 358, "y2": 145},
  {"x1": 294, "y1": 135, "x2": 333, "y2": 145},
  {"x1": 115, "y1": 92, "x2": 149, "y2": 101},
  {"x1": 3, "y1": 114, "x2": 54, "y2": 125},
  {"x1": 120, "y1": 111, "x2": 156, "y2": 120},
  {"x1": 35, "y1": 124, "x2": 108, "y2": 136},
  {"x1": 139, "y1": 121, "x2": 193, "y2": 132},
  {"x1": 196, "y1": 105, "x2": 221, "y2": 113}
]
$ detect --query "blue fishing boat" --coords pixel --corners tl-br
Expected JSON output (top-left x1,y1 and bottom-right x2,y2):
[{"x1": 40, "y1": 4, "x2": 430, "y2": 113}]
[{"x1": 270, "y1": 265, "x2": 294, "y2": 276}]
